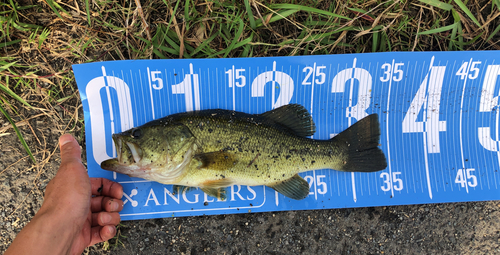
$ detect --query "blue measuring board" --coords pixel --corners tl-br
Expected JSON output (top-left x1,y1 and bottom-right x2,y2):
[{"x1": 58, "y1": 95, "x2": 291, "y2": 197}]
[{"x1": 73, "y1": 51, "x2": 500, "y2": 221}]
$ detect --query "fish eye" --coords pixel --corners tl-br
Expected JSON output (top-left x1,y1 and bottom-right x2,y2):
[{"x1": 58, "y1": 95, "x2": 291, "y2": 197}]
[{"x1": 131, "y1": 128, "x2": 142, "y2": 139}]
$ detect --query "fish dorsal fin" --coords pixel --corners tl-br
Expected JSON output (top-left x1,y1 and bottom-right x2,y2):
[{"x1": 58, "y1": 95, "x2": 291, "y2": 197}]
[
  {"x1": 260, "y1": 104, "x2": 315, "y2": 137},
  {"x1": 194, "y1": 151, "x2": 237, "y2": 170},
  {"x1": 267, "y1": 174, "x2": 310, "y2": 200}
]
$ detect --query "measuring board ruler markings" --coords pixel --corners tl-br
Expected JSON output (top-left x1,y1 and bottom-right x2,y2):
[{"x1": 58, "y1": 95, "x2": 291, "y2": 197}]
[{"x1": 73, "y1": 51, "x2": 500, "y2": 220}]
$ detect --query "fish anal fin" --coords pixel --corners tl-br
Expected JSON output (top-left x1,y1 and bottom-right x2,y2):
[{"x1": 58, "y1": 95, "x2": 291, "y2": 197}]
[
  {"x1": 260, "y1": 104, "x2": 315, "y2": 137},
  {"x1": 267, "y1": 174, "x2": 309, "y2": 200},
  {"x1": 194, "y1": 151, "x2": 237, "y2": 170},
  {"x1": 200, "y1": 187, "x2": 227, "y2": 201},
  {"x1": 200, "y1": 179, "x2": 233, "y2": 201}
]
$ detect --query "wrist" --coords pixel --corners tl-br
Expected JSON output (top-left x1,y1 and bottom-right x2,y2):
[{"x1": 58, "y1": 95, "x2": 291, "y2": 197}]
[{"x1": 5, "y1": 207, "x2": 79, "y2": 255}]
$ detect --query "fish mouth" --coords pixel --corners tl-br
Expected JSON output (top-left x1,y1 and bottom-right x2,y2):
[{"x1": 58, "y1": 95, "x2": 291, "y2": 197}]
[{"x1": 112, "y1": 134, "x2": 143, "y2": 165}]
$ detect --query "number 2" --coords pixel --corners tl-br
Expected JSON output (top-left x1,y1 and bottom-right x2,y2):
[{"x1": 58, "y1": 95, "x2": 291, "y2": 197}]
[{"x1": 304, "y1": 175, "x2": 327, "y2": 196}]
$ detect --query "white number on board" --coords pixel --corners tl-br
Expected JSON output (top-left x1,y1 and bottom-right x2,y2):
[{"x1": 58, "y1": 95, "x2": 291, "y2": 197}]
[
  {"x1": 150, "y1": 71, "x2": 163, "y2": 90},
  {"x1": 304, "y1": 175, "x2": 327, "y2": 196},
  {"x1": 331, "y1": 60, "x2": 373, "y2": 122},
  {"x1": 171, "y1": 64, "x2": 200, "y2": 111},
  {"x1": 455, "y1": 168, "x2": 478, "y2": 188},
  {"x1": 456, "y1": 61, "x2": 481, "y2": 80},
  {"x1": 380, "y1": 172, "x2": 403, "y2": 192},
  {"x1": 402, "y1": 65, "x2": 446, "y2": 153},
  {"x1": 380, "y1": 62, "x2": 404, "y2": 82},
  {"x1": 478, "y1": 65, "x2": 500, "y2": 151},
  {"x1": 226, "y1": 68, "x2": 246, "y2": 87},
  {"x1": 302, "y1": 64, "x2": 326, "y2": 85}
]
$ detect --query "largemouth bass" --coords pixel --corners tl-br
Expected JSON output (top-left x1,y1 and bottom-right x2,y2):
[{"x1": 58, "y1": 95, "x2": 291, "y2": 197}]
[{"x1": 101, "y1": 104, "x2": 387, "y2": 200}]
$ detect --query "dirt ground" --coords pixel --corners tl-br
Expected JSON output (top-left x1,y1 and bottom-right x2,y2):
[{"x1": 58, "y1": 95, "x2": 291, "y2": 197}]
[{"x1": 1, "y1": 119, "x2": 499, "y2": 254}]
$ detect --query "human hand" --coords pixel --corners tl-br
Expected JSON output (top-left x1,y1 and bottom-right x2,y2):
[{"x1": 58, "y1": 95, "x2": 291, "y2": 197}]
[{"x1": 5, "y1": 134, "x2": 124, "y2": 255}]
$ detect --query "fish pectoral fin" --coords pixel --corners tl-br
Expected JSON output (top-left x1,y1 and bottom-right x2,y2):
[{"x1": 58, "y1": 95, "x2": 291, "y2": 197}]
[
  {"x1": 201, "y1": 178, "x2": 233, "y2": 188},
  {"x1": 267, "y1": 174, "x2": 310, "y2": 200},
  {"x1": 194, "y1": 151, "x2": 237, "y2": 170},
  {"x1": 200, "y1": 187, "x2": 227, "y2": 201},
  {"x1": 260, "y1": 104, "x2": 315, "y2": 137},
  {"x1": 172, "y1": 185, "x2": 197, "y2": 195}
]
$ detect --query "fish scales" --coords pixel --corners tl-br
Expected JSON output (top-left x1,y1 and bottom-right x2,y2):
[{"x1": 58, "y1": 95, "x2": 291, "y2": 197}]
[
  {"x1": 101, "y1": 104, "x2": 387, "y2": 200},
  {"x1": 170, "y1": 110, "x2": 344, "y2": 187}
]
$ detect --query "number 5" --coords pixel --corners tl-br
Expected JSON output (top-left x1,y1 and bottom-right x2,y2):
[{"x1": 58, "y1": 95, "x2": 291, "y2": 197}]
[
  {"x1": 235, "y1": 69, "x2": 246, "y2": 87},
  {"x1": 151, "y1": 71, "x2": 163, "y2": 90},
  {"x1": 316, "y1": 175, "x2": 327, "y2": 195}
]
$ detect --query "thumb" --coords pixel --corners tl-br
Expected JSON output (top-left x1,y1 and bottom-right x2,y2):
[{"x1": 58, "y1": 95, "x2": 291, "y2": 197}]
[{"x1": 59, "y1": 134, "x2": 82, "y2": 166}]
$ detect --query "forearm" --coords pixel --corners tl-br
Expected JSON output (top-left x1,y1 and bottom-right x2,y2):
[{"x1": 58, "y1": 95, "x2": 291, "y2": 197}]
[{"x1": 5, "y1": 209, "x2": 78, "y2": 255}]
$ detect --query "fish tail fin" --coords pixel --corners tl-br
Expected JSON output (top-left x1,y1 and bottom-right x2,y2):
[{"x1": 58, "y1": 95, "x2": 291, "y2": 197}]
[{"x1": 331, "y1": 114, "x2": 387, "y2": 172}]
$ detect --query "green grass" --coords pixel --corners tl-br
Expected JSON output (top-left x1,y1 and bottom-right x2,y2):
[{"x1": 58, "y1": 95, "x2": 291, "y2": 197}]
[{"x1": 0, "y1": 0, "x2": 499, "y2": 167}]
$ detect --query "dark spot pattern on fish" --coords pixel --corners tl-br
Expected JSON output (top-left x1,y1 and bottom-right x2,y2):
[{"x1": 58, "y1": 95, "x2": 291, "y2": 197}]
[
  {"x1": 286, "y1": 155, "x2": 291, "y2": 160},
  {"x1": 222, "y1": 147, "x2": 234, "y2": 151}
]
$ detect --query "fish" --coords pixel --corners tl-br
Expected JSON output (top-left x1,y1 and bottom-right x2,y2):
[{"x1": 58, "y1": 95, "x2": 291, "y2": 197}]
[{"x1": 101, "y1": 104, "x2": 387, "y2": 200}]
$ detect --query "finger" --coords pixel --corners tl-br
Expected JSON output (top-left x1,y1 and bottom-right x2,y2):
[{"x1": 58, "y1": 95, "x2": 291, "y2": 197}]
[
  {"x1": 90, "y1": 178, "x2": 123, "y2": 199},
  {"x1": 91, "y1": 212, "x2": 121, "y2": 227},
  {"x1": 91, "y1": 196, "x2": 124, "y2": 213},
  {"x1": 59, "y1": 134, "x2": 82, "y2": 166},
  {"x1": 89, "y1": 225, "x2": 117, "y2": 247}
]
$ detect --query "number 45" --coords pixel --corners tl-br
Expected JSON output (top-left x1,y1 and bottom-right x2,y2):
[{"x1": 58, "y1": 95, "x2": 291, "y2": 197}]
[
  {"x1": 456, "y1": 61, "x2": 481, "y2": 80},
  {"x1": 455, "y1": 168, "x2": 477, "y2": 188}
]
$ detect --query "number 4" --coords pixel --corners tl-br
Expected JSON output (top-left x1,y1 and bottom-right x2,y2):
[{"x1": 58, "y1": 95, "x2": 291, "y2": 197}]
[{"x1": 402, "y1": 66, "x2": 447, "y2": 153}]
